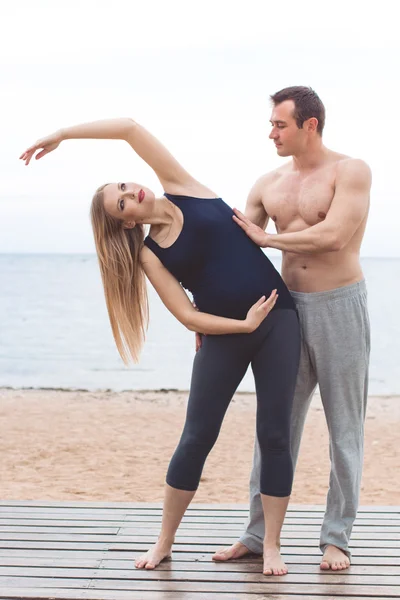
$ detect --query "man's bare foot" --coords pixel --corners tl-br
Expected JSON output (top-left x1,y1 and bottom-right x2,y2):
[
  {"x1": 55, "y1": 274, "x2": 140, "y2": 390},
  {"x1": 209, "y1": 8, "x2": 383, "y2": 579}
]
[
  {"x1": 263, "y1": 544, "x2": 288, "y2": 576},
  {"x1": 320, "y1": 545, "x2": 350, "y2": 571},
  {"x1": 212, "y1": 541, "x2": 253, "y2": 561},
  {"x1": 135, "y1": 539, "x2": 172, "y2": 569}
]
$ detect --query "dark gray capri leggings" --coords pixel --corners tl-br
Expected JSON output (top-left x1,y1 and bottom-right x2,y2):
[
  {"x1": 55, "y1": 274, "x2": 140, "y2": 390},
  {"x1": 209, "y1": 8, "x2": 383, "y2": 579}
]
[{"x1": 166, "y1": 308, "x2": 301, "y2": 497}]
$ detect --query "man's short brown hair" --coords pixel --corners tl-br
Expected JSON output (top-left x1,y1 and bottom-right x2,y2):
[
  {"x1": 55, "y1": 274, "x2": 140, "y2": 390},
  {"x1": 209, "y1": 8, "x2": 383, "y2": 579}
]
[{"x1": 271, "y1": 86, "x2": 325, "y2": 135}]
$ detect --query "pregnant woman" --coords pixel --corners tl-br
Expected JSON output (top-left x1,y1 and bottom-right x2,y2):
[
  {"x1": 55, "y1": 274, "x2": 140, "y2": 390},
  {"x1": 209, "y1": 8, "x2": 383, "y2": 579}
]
[{"x1": 20, "y1": 117, "x2": 300, "y2": 576}]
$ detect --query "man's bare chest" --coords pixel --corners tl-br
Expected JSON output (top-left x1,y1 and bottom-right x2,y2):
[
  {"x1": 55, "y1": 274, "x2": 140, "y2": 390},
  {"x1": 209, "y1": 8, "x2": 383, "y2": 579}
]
[{"x1": 263, "y1": 176, "x2": 335, "y2": 229}]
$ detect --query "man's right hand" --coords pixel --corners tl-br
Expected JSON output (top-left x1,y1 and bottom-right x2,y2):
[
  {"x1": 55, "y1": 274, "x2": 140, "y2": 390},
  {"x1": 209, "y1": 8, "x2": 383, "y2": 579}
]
[
  {"x1": 192, "y1": 302, "x2": 203, "y2": 352},
  {"x1": 195, "y1": 332, "x2": 202, "y2": 352}
]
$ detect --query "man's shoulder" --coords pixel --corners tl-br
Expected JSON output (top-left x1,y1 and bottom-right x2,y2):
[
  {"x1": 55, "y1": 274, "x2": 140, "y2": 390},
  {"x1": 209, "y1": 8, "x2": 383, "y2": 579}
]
[
  {"x1": 333, "y1": 155, "x2": 372, "y2": 181},
  {"x1": 254, "y1": 162, "x2": 291, "y2": 187}
]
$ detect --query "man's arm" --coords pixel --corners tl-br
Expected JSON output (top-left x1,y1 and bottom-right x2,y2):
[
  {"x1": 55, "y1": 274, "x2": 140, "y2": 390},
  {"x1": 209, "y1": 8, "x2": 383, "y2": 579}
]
[
  {"x1": 266, "y1": 159, "x2": 371, "y2": 253},
  {"x1": 244, "y1": 176, "x2": 270, "y2": 229},
  {"x1": 234, "y1": 159, "x2": 371, "y2": 254}
]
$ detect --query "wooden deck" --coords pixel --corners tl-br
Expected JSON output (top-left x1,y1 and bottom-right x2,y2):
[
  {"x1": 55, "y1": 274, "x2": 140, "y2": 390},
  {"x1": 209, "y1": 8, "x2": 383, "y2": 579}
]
[{"x1": 0, "y1": 502, "x2": 399, "y2": 599}]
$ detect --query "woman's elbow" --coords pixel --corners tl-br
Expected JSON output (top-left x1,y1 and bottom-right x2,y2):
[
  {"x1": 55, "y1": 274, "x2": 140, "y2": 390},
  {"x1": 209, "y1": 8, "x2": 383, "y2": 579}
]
[{"x1": 176, "y1": 310, "x2": 197, "y2": 331}]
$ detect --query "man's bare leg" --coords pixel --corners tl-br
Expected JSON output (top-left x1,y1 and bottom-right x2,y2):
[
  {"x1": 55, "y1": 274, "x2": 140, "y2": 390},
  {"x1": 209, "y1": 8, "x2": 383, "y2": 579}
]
[
  {"x1": 260, "y1": 493, "x2": 290, "y2": 576},
  {"x1": 135, "y1": 484, "x2": 195, "y2": 569},
  {"x1": 213, "y1": 494, "x2": 290, "y2": 577},
  {"x1": 212, "y1": 541, "x2": 253, "y2": 561},
  {"x1": 320, "y1": 545, "x2": 351, "y2": 571}
]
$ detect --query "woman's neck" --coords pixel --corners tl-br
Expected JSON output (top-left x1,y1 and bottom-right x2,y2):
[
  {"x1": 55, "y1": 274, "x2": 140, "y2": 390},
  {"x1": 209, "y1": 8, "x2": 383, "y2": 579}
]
[{"x1": 144, "y1": 196, "x2": 177, "y2": 231}]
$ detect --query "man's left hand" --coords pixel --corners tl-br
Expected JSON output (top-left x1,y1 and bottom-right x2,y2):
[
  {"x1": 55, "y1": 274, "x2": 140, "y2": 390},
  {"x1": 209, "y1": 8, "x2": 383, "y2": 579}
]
[{"x1": 233, "y1": 209, "x2": 270, "y2": 247}]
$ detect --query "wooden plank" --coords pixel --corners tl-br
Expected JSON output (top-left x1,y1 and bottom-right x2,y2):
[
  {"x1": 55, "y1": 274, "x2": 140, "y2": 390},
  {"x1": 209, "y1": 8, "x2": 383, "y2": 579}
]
[
  {"x1": 1, "y1": 548, "x2": 400, "y2": 565},
  {"x1": 0, "y1": 519, "x2": 126, "y2": 527},
  {"x1": 0, "y1": 566, "x2": 100, "y2": 578},
  {"x1": 119, "y1": 528, "x2": 400, "y2": 540},
  {"x1": 5, "y1": 521, "x2": 394, "y2": 534},
  {"x1": 3, "y1": 510, "x2": 400, "y2": 526},
  {"x1": 99, "y1": 559, "x2": 400, "y2": 575},
  {"x1": 1, "y1": 591, "x2": 392, "y2": 600},
  {"x1": 0, "y1": 508, "x2": 130, "y2": 516},
  {"x1": 0, "y1": 550, "x2": 107, "y2": 558},
  {"x1": 1, "y1": 505, "x2": 398, "y2": 520},
  {"x1": 113, "y1": 523, "x2": 400, "y2": 535},
  {"x1": 95, "y1": 570, "x2": 400, "y2": 585},
  {"x1": 0, "y1": 542, "x2": 110, "y2": 550},
  {"x1": 111, "y1": 535, "x2": 400, "y2": 548},
  {"x1": 0, "y1": 557, "x2": 101, "y2": 567},
  {"x1": 0, "y1": 527, "x2": 120, "y2": 534},
  {"x1": 105, "y1": 551, "x2": 400, "y2": 565},
  {"x1": 0, "y1": 576, "x2": 92, "y2": 588},
  {"x1": 124, "y1": 515, "x2": 400, "y2": 526},
  {"x1": 0, "y1": 558, "x2": 393, "y2": 577},
  {"x1": 3, "y1": 566, "x2": 397, "y2": 586},
  {"x1": 0, "y1": 500, "x2": 398, "y2": 512},
  {"x1": 0, "y1": 590, "x2": 89, "y2": 600},
  {"x1": 0, "y1": 534, "x2": 119, "y2": 542},
  {"x1": 89, "y1": 579, "x2": 400, "y2": 595},
  {"x1": 0, "y1": 512, "x2": 129, "y2": 521},
  {"x1": 1, "y1": 531, "x2": 399, "y2": 547},
  {"x1": 109, "y1": 543, "x2": 400, "y2": 556}
]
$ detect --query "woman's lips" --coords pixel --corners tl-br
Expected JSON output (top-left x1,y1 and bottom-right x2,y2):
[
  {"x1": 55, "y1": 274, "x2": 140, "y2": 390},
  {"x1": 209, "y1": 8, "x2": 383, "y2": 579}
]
[{"x1": 138, "y1": 189, "x2": 145, "y2": 203}]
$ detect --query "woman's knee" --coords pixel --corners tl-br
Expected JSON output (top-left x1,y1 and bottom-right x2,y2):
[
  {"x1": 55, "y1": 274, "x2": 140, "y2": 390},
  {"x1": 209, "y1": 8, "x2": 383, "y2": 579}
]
[
  {"x1": 257, "y1": 426, "x2": 290, "y2": 454},
  {"x1": 178, "y1": 429, "x2": 217, "y2": 456}
]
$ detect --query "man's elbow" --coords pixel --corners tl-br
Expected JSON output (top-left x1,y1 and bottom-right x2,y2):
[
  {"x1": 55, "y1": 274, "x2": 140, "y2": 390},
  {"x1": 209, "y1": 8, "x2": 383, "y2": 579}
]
[
  {"x1": 329, "y1": 234, "x2": 347, "y2": 252},
  {"x1": 318, "y1": 231, "x2": 345, "y2": 252}
]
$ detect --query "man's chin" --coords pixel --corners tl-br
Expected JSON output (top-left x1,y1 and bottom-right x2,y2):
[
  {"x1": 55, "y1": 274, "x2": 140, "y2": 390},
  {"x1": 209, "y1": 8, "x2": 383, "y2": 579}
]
[{"x1": 276, "y1": 147, "x2": 290, "y2": 157}]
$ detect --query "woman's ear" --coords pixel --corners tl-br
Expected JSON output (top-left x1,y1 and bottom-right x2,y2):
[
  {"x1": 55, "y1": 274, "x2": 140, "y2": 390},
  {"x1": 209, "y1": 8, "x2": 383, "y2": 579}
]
[{"x1": 123, "y1": 221, "x2": 136, "y2": 229}]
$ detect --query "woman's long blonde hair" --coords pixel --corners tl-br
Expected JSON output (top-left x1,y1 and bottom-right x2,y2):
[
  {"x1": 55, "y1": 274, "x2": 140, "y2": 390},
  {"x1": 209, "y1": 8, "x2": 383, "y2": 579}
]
[{"x1": 90, "y1": 184, "x2": 148, "y2": 364}]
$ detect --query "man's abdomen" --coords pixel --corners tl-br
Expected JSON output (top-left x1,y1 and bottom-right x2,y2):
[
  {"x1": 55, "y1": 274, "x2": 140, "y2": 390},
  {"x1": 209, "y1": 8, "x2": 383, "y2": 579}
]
[{"x1": 282, "y1": 251, "x2": 364, "y2": 293}]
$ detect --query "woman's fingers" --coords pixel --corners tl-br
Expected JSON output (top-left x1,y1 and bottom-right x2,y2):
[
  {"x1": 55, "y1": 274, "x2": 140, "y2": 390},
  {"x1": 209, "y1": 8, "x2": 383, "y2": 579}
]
[
  {"x1": 254, "y1": 295, "x2": 266, "y2": 308},
  {"x1": 20, "y1": 148, "x2": 36, "y2": 166},
  {"x1": 19, "y1": 144, "x2": 38, "y2": 159},
  {"x1": 35, "y1": 149, "x2": 49, "y2": 160},
  {"x1": 259, "y1": 290, "x2": 278, "y2": 312}
]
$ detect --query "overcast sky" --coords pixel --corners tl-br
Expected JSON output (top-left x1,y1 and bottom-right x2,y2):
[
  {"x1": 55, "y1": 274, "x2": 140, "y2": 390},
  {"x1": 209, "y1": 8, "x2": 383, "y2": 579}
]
[{"x1": 1, "y1": 0, "x2": 399, "y2": 256}]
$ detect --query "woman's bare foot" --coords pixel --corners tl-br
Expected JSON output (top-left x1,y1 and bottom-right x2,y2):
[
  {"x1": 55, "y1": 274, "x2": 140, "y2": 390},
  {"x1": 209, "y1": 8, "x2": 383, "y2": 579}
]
[
  {"x1": 320, "y1": 545, "x2": 350, "y2": 571},
  {"x1": 263, "y1": 544, "x2": 288, "y2": 576},
  {"x1": 135, "y1": 539, "x2": 172, "y2": 569},
  {"x1": 212, "y1": 541, "x2": 253, "y2": 561}
]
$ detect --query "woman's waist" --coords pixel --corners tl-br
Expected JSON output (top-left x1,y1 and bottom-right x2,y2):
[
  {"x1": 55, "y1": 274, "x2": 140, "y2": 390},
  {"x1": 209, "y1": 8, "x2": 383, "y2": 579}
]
[{"x1": 192, "y1": 282, "x2": 295, "y2": 319}]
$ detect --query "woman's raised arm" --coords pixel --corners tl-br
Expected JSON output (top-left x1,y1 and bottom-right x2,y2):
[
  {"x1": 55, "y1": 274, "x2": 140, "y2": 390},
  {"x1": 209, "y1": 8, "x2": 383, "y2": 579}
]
[{"x1": 20, "y1": 118, "x2": 196, "y2": 190}]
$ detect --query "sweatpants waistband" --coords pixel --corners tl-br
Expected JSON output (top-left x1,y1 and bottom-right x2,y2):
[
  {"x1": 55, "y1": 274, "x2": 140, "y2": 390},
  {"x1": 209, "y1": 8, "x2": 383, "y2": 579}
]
[{"x1": 289, "y1": 279, "x2": 367, "y2": 305}]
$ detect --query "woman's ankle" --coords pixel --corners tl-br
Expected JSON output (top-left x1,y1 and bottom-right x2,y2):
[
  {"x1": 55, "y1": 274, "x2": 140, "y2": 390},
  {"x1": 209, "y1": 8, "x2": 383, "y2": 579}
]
[{"x1": 158, "y1": 534, "x2": 175, "y2": 546}]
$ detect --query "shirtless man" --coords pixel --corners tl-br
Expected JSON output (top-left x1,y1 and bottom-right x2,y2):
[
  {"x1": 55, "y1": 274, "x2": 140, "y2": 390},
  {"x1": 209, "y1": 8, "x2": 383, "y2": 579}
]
[{"x1": 213, "y1": 86, "x2": 372, "y2": 572}]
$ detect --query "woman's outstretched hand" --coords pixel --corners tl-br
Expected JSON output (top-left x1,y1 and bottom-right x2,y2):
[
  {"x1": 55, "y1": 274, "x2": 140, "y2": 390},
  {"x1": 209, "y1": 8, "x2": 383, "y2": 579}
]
[
  {"x1": 19, "y1": 130, "x2": 63, "y2": 165},
  {"x1": 232, "y1": 208, "x2": 270, "y2": 247},
  {"x1": 245, "y1": 290, "x2": 278, "y2": 332}
]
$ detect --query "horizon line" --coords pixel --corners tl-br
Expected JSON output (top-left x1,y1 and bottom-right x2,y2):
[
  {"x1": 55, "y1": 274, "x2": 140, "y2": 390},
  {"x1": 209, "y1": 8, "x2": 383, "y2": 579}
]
[{"x1": 0, "y1": 252, "x2": 399, "y2": 260}]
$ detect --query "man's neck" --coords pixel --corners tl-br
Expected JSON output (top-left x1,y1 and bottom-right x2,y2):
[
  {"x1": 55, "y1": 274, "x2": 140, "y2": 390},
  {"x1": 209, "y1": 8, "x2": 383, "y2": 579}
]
[{"x1": 292, "y1": 142, "x2": 330, "y2": 172}]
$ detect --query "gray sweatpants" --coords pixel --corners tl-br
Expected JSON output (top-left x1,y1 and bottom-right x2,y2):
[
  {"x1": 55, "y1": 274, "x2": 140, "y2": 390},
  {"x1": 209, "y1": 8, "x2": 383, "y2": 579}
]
[{"x1": 240, "y1": 280, "x2": 370, "y2": 557}]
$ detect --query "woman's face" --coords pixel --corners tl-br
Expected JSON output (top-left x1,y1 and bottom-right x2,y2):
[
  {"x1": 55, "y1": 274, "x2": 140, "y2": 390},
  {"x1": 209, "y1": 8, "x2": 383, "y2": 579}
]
[{"x1": 103, "y1": 182, "x2": 156, "y2": 225}]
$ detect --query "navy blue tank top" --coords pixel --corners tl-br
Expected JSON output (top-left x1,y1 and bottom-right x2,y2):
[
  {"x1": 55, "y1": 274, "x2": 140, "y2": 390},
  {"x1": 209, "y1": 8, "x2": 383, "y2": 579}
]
[{"x1": 144, "y1": 193, "x2": 296, "y2": 319}]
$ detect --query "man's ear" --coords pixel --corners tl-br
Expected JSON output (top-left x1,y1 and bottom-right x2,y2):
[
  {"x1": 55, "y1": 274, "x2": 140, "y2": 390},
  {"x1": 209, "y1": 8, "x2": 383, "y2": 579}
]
[
  {"x1": 306, "y1": 117, "x2": 318, "y2": 133},
  {"x1": 123, "y1": 221, "x2": 136, "y2": 229}
]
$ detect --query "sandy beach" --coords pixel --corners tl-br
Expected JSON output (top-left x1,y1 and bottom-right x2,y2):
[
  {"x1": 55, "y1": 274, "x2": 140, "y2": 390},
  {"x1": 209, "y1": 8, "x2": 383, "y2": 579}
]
[{"x1": 0, "y1": 388, "x2": 398, "y2": 504}]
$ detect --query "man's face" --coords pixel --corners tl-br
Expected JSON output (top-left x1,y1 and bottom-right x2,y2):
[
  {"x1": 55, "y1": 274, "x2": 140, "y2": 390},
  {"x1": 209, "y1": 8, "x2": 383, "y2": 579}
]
[{"x1": 269, "y1": 100, "x2": 307, "y2": 157}]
